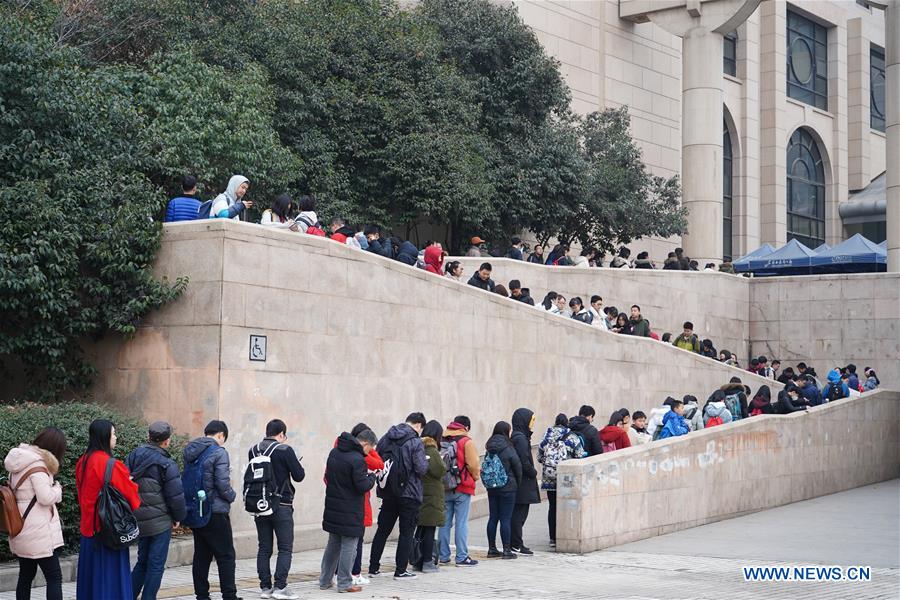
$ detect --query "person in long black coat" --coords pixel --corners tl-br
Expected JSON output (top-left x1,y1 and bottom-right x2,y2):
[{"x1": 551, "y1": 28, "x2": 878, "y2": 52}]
[
  {"x1": 509, "y1": 408, "x2": 539, "y2": 555},
  {"x1": 319, "y1": 431, "x2": 376, "y2": 592}
]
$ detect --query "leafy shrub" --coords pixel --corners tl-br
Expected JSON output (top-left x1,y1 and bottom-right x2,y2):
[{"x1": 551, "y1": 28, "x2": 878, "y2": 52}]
[{"x1": 0, "y1": 402, "x2": 187, "y2": 561}]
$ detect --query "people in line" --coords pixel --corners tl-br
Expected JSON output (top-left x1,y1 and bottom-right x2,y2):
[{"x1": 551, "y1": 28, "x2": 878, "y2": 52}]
[
  {"x1": 647, "y1": 397, "x2": 674, "y2": 437},
  {"x1": 633, "y1": 251, "x2": 653, "y2": 269},
  {"x1": 165, "y1": 175, "x2": 202, "y2": 222},
  {"x1": 482, "y1": 421, "x2": 521, "y2": 560},
  {"x1": 509, "y1": 409, "x2": 539, "y2": 556},
  {"x1": 494, "y1": 284, "x2": 509, "y2": 298},
  {"x1": 438, "y1": 416, "x2": 480, "y2": 567},
  {"x1": 319, "y1": 428, "x2": 377, "y2": 594},
  {"x1": 183, "y1": 420, "x2": 239, "y2": 600},
  {"x1": 412, "y1": 421, "x2": 446, "y2": 573},
  {"x1": 508, "y1": 280, "x2": 534, "y2": 305},
  {"x1": 466, "y1": 237, "x2": 486, "y2": 257},
  {"x1": 864, "y1": 369, "x2": 880, "y2": 391},
  {"x1": 778, "y1": 383, "x2": 808, "y2": 413},
  {"x1": 249, "y1": 420, "x2": 306, "y2": 600},
  {"x1": 537, "y1": 414, "x2": 586, "y2": 548},
  {"x1": 5, "y1": 427, "x2": 67, "y2": 600},
  {"x1": 681, "y1": 395, "x2": 704, "y2": 431},
  {"x1": 568, "y1": 406, "x2": 603, "y2": 456},
  {"x1": 540, "y1": 291, "x2": 558, "y2": 312},
  {"x1": 822, "y1": 368, "x2": 850, "y2": 402},
  {"x1": 720, "y1": 377, "x2": 750, "y2": 420},
  {"x1": 628, "y1": 305, "x2": 651, "y2": 337},
  {"x1": 749, "y1": 386, "x2": 775, "y2": 416},
  {"x1": 656, "y1": 399, "x2": 690, "y2": 440},
  {"x1": 609, "y1": 246, "x2": 631, "y2": 268},
  {"x1": 126, "y1": 421, "x2": 186, "y2": 600},
  {"x1": 672, "y1": 321, "x2": 700, "y2": 353},
  {"x1": 628, "y1": 411, "x2": 651, "y2": 446},
  {"x1": 527, "y1": 245, "x2": 544, "y2": 263},
  {"x1": 294, "y1": 195, "x2": 318, "y2": 233},
  {"x1": 588, "y1": 295, "x2": 604, "y2": 326},
  {"x1": 506, "y1": 237, "x2": 524, "y2": 261},
  {"x1": 703, "y1": 390, "x2": 734, "y2": 427},
  {"x1": 467, "y1": 263, "x2": 496, "y2": 292},
  {"x1": 75, "y1": 419, "x2": 141, "y2": 599},
  {"x1": 368, "y1": 413, "x2": 428, "y2": 580},
  {"x1": 261, "y1": 194, "x2": 299, "y2": 230},
  {"x1": 569, "y1": 297, "x2": 593, "y2": 324},
  {"x1": 342, "y1": 423, "x2": 384, "y2": 586},
  {"x1": 209, "y1": 175, "x2": 252, "y2": 220},
  {"x1": 612, "y1": 312, "x2": 631, "y2": 334},
  {"x1": 444, "y1": 261, "x2": 464, "y2": 282},
  {"x1": 599, "y1": 411, "x2": 632, "y2": 452}
]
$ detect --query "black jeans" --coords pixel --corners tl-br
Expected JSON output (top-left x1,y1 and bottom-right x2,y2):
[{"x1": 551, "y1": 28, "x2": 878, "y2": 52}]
[
  {"x1": 192, "y1": 513, "x2": 237, "y2": 600},
  {"x1": 510, "y1": 503, "x2": 531, "y2": 549},
  {"x1": 256, "y1": 505, "x2": 294, "y2": 590},
  {"x1": 17, "y1": 552, "x2": 62, "y2": 600},
  {"x1": 547, "y1": 491, "x2": 557, "y2": 542},
  {"x1": 413, "y1": 525, "x2": 436, "y2": 568},
  {"x1": 368, "y1": 495, "x2": 421, "y2": 576}
]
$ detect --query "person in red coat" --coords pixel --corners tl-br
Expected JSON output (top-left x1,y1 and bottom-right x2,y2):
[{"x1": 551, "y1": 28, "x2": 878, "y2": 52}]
[
  {"x1": 330, "y1": 424, "x2": 385, "y2": 586},
  {"x1": 599, "y1": 411, "x2": 632, "y2": 453},
  {"x1": 423, "y1": 245, "x2": 444, "y2": 276},
  {"x1": 75, "y1": 419, "x2": 141, "y2": 600}
]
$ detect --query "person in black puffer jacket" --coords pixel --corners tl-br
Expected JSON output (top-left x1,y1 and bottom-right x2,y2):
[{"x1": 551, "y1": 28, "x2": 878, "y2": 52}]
[
  {"x1": 568, "y1": 406, "x2": 603, "y2": 457},
  {"x1": 484, "y1": 422, "x2": 522, "y2": 560},
  {"x1": 393, "y1": 239, "x2": 419, "y2": 266},
  {"x1": 509, "y1": 408, "x2": 539, "y2": 555},
  {"x1": 320, "y1": 430, "x2": 377, "y2": 593},
  {"x1": 125, "y1": 422, "x2": 187, "y2": 600}
]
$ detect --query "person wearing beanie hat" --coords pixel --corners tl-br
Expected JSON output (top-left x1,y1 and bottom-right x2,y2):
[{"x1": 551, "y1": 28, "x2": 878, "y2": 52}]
[{"x1": 125, "y1": 422, "x2": 187, "y2": 600}]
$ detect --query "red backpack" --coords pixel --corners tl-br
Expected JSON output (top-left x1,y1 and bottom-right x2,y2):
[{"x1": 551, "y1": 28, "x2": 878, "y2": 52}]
[
  {"x1": 297, "y1": 215, "x2": 327, "y2": 237},
  {"x1": 705, "y1": 416, "x2": 724, "y2": 428}
]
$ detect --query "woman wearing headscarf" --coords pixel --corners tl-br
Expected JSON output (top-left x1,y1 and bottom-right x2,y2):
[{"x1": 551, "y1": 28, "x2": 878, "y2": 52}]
[
  {"x1": 210, "y1": 175, "x2": 252, "y2": 220},
  {"x1": 423, "y1": 246, "x2": 444, "y2": 276}
]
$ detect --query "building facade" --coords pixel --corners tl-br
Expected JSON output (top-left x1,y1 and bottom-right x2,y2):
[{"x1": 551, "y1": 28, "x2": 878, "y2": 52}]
[{"x1": 510, "y1": 0, "x2": 888, "y2": 261}]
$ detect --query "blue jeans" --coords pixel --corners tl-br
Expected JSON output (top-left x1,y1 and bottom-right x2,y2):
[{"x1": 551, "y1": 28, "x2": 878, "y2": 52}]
[
  {"x1": 131, "y1": 528, "x2": 171, "y2": 600},
  {"x1": 438, "y1": 492, "x2": 472, "y2": 562},
  {"x1": 486, "y1": 491, "x2": 516, "y2": 548}
]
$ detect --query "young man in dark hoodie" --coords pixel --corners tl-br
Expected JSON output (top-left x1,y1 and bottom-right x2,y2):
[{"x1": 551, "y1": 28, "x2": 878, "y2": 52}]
[
  {"x1": 467, "y1": 263, "x2": 496, "y2": 292},
  {"x1": 509, "y1": 408, "x2": 539, "y2": 555},
  {"x1": 250, "y1": 419, "x2": 306, "y2": 600},
  {"x1": 126, "y1": 422, "x2": 187, "y2": 600},
  {"x1": 508, "y1": 280, "x2": 534, "y2": 306},
  {"x1": 319, "y1": 429, "x2": 377, "y2": 594},
  {"x1": 568, "y1": 405, "x2": 603, "y2": 457},
  {"x1": 368, "y1": 413, "x2": 428, "y2": 580}
]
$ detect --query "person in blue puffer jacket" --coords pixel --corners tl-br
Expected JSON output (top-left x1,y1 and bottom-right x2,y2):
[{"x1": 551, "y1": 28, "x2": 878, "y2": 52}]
[
  {"x1": 658, "y1": 399, "x2": 690, "y2": 439},
  {"x1": 164, "y1": 175, "x2": 203, "y2": 222},
  {"x1": 797, "y1": 374, "x2": 823, "y2": 406}
]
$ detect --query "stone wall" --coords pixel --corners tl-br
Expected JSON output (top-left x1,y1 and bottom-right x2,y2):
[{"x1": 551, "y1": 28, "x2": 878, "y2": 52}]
[
  {"x1": 88, "y1": 220, "x2": 772, "y2": 552},
  {"x1": 556, "y1": 389, "x2": 900, "y2": 553},
  {"x1": 749, "y1": 272, "x2": 900, "y2": 388}
]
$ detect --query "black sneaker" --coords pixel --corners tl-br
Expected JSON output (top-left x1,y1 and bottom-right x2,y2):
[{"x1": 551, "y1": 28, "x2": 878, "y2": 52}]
[
  {"x1": 549, "y1": 540, "x2": 556, "y2": 548},
  {"x1": 456, "y1": 556, "x2": 479, "y2": 567},
  {"x1": 438, "y1": 558, "x2": 451, "y2": 565},
  {"x1": 486, "y1": 548, "x2": 502, "y2": 558},
  {"x1": 367, "y1": 569, "x2": 381, "y2": 577},
  {"x1": 393, "y1": 571, "x2": 418, "y2": 580},
  {"x1": 515, "y1": 545, "x2": 534, "y2": 555}
]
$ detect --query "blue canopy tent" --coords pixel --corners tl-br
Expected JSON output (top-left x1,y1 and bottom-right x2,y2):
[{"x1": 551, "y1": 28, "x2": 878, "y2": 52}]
[
  {"x1": 733, "y1": 243, "x2": 775, "y2": 272},
  {"x1": 813, "y1": 243, "x2": 831, "y2": 253},
  {"x1": 879, "y1": 240, "x2": 887, "y2": 250},
  {"x1": 810, "y1": 233, "x2": 886, "y2": 273},
  {"x1": 746, "y1": 239, "x2": 817, "y2": 276}
]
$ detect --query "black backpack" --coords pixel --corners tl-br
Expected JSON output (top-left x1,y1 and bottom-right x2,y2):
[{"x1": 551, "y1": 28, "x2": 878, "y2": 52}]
[
  {"x1": 376, "y1": 433, "x2": 415, "y2": 499},
  {"x1": 825, "y1": 382, "x2": 843, "y2": 402},
  {"x1": 243, "y1": 441, "x2": 284, "y2": 517},
  {"x1": 94, "y1": 458, "x2": 140, "y2": 550}
]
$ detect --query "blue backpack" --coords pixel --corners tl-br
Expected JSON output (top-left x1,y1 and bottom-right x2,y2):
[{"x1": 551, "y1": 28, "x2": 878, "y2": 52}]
[
  {"x1": 197, "y1": 199, "x2": 214, "y2": 220},
  {"x1": 480, "y1": 453, "x2": 508, "y2": 489},
  {"x1": 181, "y1": 445, "x2": 217, "y2": 528}
]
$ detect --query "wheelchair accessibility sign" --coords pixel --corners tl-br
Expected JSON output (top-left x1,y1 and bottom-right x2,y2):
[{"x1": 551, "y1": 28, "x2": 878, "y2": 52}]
[{"x1": 249, "y1": 335, "x2": 267, "y2": 362}]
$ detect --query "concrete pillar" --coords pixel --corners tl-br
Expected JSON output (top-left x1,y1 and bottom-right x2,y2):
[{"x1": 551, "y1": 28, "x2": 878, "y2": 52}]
[
  {"x1": 887, "y1": 0, "x2": 900, "y2": 271},
  {"x1": 681, "y1": 28, "x2": 725, "y2": 264}
]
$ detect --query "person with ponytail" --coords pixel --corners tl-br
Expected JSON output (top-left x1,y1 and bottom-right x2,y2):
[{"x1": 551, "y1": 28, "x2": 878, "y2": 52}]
[{"x1": 75, "y1": 419, "x2": 141, "y2": 599}]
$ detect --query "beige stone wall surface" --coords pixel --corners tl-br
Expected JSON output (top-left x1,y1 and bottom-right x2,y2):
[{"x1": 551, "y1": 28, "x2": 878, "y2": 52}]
[
  {"x1": 749, "y1": 272, "x2": 900, "y2": 386},
  {"x1": 556, "y1": 389, "x2": 900, "y2": 553},
  {"x1": 89, "y1": 221, "x2": 773, "y2": 549}
]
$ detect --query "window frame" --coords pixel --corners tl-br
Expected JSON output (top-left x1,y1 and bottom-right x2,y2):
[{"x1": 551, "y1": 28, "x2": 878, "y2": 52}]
[
  {"x1": 870, "y1": 46, "x2": 886, "y2": 132},
  {"x1": 723, "y1": 31, "x2": 738, "y2": 77},
  {"x1": 723, "y1": 120, "x2": 733, "y2": 262},
  {"x1": 786, "y1": 10, "x2": 828, "y2": 110},
  {"x1": 786, "y1": 129, "x2": 826, "y2": 249}
]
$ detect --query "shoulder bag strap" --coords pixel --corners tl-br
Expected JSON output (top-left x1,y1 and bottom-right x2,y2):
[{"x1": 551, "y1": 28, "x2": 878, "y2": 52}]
[
  {"x1": 12, "y1": 467, "x2": 50, "y2": 492},
  {"x1": 104, "y1": 457, "x2": 116, "y2": 485}
]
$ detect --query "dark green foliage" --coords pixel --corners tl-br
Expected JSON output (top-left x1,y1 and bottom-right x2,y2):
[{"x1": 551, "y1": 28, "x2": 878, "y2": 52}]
[
  {"x1": 1, "y1": 0, "x2": 688, "y2": 399},
  {"x1": 0, "y1": 402, "x2": 187, "y2": 561}
]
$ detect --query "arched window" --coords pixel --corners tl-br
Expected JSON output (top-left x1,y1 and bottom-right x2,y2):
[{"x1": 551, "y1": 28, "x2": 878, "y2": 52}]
[
  {"x1": 723, "y1": 120, "x2": 733, "y2": 261},
  {"x1": 786, "y1": 129, "x2": 826, "y2": 248}
]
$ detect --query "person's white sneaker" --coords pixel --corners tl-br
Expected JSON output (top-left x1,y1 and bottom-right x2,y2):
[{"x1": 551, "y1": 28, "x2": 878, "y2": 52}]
[
  {"x1": 260, "y1": 589, "x2": 273, "y2": 599},
  {"x1": 272, "y1": 588, "x2": 299, "y2": 600},
  {"x1": 351, "y1": 574, "x2": 370, "y2": 585}
]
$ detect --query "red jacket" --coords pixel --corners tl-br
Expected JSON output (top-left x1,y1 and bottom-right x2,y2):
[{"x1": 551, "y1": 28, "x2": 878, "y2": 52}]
[
  {"x1": 424, "y1": 246, "x2": 444, "y2": 275},
  {"x1": 599, "y1": 426, "x2": 632, "y2": 452},
  {"x1": 363, "y1": 450, "x2": 384, "y2": 527},
  {"x1": 75, "y1": 451, "x2": 140, "y2": 537},
  {"x1": 331, "y1": 232, "x2": 348, "y2": 244}
]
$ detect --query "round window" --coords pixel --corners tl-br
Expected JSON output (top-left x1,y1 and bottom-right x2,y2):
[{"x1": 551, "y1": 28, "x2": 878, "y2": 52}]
[{"x1": 790, "y1": 38, "x2": 813, "y2": 84}]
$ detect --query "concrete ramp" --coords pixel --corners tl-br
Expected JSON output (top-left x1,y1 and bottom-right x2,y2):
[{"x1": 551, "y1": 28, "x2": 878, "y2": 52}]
[{"x1": 557, "y1": 390, "x2": 900, "y2": 553}]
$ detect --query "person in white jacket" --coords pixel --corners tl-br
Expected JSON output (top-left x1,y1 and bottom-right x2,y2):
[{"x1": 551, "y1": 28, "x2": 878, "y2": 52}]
[
  {"x1": 4, "y1": 427, "x2": 67, "y2": 600},
  {"x1": 260, "y1": 193, "x2": 299, "y2": 230},
  {"x1": 210, "y1": 175, "x2": 252, "y2": 220},
  {"x1": 294, "y1": 195, "x2": 318, "y2": 233},
  {"x1": 646, "y1": 398, "x2": 675, "y2": 438}
]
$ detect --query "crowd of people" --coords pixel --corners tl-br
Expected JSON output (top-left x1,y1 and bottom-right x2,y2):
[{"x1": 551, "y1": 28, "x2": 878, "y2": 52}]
[{"x1": 3, "y1": 353, "x2": 882, "y2": 599}]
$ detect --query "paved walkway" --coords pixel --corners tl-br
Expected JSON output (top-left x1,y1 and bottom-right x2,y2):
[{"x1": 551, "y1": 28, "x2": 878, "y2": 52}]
[{"x1": 3, "y1": 480, "x2": 898, "y2": 599}]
